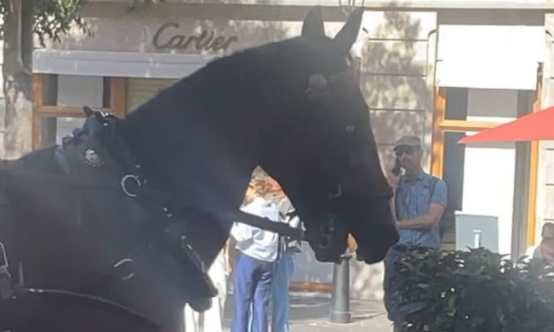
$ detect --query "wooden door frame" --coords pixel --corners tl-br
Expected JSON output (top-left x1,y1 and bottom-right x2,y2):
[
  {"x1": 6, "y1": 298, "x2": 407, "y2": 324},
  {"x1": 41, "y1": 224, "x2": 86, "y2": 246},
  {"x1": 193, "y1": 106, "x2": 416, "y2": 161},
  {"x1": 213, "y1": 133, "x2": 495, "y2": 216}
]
[
  {"x1": 525, "y1": 67, "x2": 542, "y2": 247},
  {"x1": 430, "y1": 81, "x2": 542, "y2": 249},
  {"x1": 431, "y1": 87, "x2": 502, "y2": 177},
  {"x1": 32, "y1": 74, "x2": 127, "y2": 150}
]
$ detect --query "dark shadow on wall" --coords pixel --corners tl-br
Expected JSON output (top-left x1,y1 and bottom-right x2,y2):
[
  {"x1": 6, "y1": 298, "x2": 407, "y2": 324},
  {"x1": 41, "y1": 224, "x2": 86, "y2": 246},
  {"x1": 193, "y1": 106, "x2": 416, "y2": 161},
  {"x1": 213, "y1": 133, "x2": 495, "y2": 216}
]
[
  {"x1": 352, "y1": 10, "x2": 433, "y2": 300},
  {"x1": 362, "y1": 10, "x2": 429, "y2": 148}
]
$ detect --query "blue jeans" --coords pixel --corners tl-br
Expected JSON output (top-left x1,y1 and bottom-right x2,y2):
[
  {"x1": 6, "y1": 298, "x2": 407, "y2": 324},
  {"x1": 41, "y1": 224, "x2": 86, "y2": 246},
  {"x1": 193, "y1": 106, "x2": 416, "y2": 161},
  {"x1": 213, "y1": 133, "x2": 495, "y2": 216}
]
[
  {"x1": 231, "y1": 253, "x2": 275, "y2": 332},
  {"x1": 248, "y1": 253, "x2": 295, "y2": 332},
  {"x1": 270, "y1": 253, "x2": 294, "y2": 332}
]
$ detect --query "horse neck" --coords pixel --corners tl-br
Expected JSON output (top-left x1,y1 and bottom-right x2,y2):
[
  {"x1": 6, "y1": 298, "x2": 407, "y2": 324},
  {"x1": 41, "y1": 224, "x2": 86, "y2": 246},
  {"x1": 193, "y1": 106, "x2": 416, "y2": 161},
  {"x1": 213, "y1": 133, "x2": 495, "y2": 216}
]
[{"x1": 118, "y1": 59, "x2": 261, "y2": 211}]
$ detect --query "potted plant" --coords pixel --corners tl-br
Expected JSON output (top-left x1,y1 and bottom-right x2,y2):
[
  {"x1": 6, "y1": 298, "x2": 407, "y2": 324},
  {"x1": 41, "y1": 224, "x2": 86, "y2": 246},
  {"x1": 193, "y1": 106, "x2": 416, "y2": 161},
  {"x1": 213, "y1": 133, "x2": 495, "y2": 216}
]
[{"x1": 395, "y1": 247, "x2": 554, "y2": 332}]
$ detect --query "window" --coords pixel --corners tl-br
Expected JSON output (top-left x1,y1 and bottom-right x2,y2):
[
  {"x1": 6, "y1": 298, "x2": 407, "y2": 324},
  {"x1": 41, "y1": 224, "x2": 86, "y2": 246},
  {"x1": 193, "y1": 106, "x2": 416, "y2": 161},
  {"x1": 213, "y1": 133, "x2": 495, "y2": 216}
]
[
  {"x1": 33, "y1": 75, "x2": 125, "y2": 149},
  {"x1": 432, "y1": 86, "x2": 540, "y2": 253}
]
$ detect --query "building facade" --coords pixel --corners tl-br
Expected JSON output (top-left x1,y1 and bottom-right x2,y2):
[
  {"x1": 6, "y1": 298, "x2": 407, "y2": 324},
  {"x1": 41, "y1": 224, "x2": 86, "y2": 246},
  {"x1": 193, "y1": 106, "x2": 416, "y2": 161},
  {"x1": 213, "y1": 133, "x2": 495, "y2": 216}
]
[{"x1": 31, "y1": 0, "x2": 554, "y2": 299}]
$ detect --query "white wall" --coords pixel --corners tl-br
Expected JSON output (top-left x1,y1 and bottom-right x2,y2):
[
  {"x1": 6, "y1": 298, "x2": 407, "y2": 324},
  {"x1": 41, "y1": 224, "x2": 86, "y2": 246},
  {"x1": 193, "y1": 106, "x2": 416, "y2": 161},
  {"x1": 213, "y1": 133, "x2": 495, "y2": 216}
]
[
  {"x1": 55, "y1": 117, "x2": 86, "y2": 145},
  {"x1": 461, "y1": 89, "x2": 517, "y2": 255},
  {"x1": 436, "y1": 25, "x2": 544, "y2": 90},
  {"x1": 435, "y1": 24, "x2": 542, "y2": 256}
]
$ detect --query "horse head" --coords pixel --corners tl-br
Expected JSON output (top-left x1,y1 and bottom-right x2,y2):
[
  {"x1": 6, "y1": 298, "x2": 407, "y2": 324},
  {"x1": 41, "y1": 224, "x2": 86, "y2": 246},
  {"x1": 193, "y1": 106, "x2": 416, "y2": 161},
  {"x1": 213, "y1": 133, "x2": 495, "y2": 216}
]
[{"x1": 248, "y1": 8, "x2": 398, "y2": 263}]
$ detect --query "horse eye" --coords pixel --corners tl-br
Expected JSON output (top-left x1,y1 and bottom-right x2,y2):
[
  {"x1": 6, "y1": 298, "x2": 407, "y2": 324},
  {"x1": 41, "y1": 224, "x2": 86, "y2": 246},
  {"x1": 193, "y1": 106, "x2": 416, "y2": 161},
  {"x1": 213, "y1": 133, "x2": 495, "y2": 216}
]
[{"x1": 308, "y1": 73, "x2": 328, "y2": 91}]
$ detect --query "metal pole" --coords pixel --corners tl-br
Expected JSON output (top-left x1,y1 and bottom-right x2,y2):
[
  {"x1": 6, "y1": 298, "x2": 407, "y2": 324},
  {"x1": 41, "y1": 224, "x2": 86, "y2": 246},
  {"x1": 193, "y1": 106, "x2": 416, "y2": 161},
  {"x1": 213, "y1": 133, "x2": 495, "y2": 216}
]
[{"x1": 329, "y1": 254, "x2": 352, "y2": 323}]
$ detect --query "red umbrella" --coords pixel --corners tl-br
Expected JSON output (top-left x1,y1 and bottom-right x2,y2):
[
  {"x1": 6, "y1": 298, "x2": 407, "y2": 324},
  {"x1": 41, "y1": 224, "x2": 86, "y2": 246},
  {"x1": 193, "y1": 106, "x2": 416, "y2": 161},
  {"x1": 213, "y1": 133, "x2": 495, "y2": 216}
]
[{"x1": 458, "y1": 105, "x2": 554, "y2": 144}]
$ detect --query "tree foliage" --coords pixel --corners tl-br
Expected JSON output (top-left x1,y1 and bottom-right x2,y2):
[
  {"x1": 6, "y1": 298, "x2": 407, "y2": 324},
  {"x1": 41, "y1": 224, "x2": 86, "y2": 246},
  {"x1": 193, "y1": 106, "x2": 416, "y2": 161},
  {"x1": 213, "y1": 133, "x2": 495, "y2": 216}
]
[
  {"x1": 396, "y1": 248, "x2": 554, "y2": 332},
  {"x1": 0, "y1": 0, "x2": 89, "y2": 45},
  {"x1": 0, "y1": 0, "x2": 166, "y2": 45},
  {"x1": 126, "y1": 0, "x2": 164, "y2": 14},
  {"x1": 32, "y1": 0, "x2": 90, "y2": 46}
]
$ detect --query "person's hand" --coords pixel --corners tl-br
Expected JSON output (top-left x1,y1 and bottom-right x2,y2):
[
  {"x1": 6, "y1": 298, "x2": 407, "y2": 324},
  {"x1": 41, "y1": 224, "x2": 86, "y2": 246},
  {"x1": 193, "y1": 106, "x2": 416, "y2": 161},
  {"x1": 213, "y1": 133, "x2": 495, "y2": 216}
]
[{"x1": 387, "y1": 167, "x2": 401, "y2": 190}]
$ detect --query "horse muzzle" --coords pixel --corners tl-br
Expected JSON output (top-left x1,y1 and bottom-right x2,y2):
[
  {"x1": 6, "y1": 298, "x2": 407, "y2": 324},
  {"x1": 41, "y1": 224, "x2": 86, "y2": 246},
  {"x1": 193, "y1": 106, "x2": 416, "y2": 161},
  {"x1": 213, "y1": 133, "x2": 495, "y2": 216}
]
[{"x1": 306, "y1": 213, "x2": 348, "y2": 263}]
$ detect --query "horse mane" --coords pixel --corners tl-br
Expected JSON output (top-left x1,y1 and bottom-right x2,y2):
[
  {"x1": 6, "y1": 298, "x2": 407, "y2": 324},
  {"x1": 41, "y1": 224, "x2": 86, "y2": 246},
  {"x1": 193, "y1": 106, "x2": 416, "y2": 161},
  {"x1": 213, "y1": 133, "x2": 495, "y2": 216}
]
[
  {"x1": 118, "y1": 37, "x2": 304, "y2": 161},
  {"x1": 127, "y1": 36, "x2": 308, "y2": 115}
]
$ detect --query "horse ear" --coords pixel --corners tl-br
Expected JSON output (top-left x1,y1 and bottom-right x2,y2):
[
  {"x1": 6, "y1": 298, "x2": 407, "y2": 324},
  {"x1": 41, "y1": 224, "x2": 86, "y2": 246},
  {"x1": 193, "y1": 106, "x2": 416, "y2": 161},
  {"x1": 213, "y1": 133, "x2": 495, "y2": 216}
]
[
  {"x1": 333, "y1": 8, "x2": 364, "y2": 54},
  {"x1": 301, "y1": 7, "x2": 326, "y2": 39}
]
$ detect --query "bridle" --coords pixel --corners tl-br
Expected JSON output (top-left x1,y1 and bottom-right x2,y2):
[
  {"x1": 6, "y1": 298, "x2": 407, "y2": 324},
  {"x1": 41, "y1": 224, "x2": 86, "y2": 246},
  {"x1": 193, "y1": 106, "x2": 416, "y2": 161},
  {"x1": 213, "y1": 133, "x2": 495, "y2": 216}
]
[{"x1": 299, "y1": 68, "x2": 394, "y2": 250}]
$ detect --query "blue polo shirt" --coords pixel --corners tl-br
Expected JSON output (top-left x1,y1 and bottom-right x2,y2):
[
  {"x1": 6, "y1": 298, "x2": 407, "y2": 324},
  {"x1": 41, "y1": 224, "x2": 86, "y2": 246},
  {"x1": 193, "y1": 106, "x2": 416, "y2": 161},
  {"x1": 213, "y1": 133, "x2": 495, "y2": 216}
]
[{"x1": 395, "y1": 171, "x2": 447, "y2": 248}]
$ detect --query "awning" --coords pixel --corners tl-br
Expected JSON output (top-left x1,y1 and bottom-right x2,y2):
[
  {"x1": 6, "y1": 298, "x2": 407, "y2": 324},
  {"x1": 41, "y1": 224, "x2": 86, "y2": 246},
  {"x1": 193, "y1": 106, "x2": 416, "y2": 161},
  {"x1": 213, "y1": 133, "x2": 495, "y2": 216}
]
[{"x1": 458, "y1": 105, "x2": 554, "y2": 144}]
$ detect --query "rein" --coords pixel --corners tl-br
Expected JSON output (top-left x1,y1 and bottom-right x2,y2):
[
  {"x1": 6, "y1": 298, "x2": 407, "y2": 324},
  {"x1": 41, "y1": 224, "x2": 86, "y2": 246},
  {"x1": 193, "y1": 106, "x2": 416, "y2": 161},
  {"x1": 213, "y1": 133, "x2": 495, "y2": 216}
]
[
  {"x1": 0, "y1": 106, "x2": 306, "y2": 325},
  {"x1": 5, "y1": 107, "x2": 304, "y2": 241},
  {"x1": 4, "y1": 166, "x2": 304, "y2": 240}
]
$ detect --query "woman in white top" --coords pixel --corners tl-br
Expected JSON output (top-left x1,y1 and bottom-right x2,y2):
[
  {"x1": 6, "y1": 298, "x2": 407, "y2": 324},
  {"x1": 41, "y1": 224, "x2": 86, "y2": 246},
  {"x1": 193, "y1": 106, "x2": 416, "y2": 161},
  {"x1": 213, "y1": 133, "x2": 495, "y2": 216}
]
[{"x1": 230, "y1": 171, "x2": 282, "y2": 332}]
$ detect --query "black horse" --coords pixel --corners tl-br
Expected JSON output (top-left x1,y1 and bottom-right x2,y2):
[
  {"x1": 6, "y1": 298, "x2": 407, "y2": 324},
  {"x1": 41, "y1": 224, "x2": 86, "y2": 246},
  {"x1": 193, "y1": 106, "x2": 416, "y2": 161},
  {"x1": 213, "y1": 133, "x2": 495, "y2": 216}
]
[{"x1": 0, "y1": 7, "x2": 398, "y2": 332}]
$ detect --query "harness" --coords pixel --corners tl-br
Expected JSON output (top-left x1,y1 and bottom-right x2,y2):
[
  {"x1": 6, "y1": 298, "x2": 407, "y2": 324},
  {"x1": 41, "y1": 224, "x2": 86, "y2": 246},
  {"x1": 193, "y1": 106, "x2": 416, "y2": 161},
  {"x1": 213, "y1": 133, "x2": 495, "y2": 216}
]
[{"x1": 0, "y1": 106, "x2": 305, "y2": 328}]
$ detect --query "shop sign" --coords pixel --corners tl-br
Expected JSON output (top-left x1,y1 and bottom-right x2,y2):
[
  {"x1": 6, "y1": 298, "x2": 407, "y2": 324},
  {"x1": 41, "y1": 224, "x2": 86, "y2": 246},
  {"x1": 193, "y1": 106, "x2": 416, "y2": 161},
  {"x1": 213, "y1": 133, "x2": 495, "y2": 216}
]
[{"x1": 153, "y1": 22, "x2": 239, "y2": 52}]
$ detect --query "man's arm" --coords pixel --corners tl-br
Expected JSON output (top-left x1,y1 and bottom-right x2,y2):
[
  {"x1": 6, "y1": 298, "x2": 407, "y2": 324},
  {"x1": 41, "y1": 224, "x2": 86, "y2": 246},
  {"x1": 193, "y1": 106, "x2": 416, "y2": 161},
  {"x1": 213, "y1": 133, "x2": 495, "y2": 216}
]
[{"x1": 397, "y1": 179, "x2": 447, "y2": 230}]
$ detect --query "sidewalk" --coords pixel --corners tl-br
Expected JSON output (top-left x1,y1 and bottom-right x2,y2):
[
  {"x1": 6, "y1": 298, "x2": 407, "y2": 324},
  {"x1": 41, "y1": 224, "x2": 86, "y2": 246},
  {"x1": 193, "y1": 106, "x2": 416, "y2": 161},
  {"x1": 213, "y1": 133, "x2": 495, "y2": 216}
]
[{"x1": 223, "y1": 293, "x2": 392, "y2": 332}]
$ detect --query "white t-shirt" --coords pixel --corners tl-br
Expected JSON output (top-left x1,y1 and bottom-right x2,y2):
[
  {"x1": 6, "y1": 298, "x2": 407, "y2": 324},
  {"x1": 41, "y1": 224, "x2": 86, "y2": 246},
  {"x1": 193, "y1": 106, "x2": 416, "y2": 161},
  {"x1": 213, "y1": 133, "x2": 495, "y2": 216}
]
[{"x1": 230, "y1": 197, "x2": 282, "y2": 262}]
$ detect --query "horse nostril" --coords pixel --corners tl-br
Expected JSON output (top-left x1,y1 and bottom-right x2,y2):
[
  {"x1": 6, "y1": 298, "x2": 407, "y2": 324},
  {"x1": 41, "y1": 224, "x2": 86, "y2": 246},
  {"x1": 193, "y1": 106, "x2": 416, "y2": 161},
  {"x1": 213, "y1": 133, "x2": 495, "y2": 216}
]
[
  {"x1": 318, "y1": 215, "x2": 336, "y2": 249},
  {"x1": 318, "y1": 237, "x2": 331, "y2": 249},
  {"x1": 328, "y1": 184, "x2": 342, "y2": 199}
]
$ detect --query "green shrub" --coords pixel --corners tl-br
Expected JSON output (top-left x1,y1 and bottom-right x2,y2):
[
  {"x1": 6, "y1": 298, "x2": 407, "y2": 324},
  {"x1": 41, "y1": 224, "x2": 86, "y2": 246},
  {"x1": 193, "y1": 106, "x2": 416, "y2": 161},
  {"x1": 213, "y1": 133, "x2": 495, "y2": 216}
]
[{"x1": 395, "y1": 248, "x2": 554, "y2": 332}]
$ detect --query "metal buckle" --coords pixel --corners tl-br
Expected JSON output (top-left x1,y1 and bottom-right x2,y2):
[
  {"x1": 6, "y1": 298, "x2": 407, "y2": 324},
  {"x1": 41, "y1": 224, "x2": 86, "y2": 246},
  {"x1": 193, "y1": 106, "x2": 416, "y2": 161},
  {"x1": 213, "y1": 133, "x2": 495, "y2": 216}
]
[
  {"x1": 120, "y1": 174, "x2": 142, "y2": 198},
  {"x1": 114, "y1": 258, "x2": 135, "y2": 281}
]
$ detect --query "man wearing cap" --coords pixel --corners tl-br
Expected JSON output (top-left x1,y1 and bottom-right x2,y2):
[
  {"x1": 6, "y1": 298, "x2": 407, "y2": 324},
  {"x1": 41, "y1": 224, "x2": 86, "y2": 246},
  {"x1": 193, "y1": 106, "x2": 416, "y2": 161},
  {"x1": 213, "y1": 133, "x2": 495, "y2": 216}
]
[{"x1": 384, "y1": 136, "x2": 447, "y2": 332}]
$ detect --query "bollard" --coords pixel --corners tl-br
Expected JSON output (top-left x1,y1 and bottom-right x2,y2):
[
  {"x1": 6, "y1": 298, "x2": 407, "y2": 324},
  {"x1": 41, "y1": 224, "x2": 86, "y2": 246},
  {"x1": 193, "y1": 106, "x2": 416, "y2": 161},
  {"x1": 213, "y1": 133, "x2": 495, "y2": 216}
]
[
  {"x1": 329, "y1": 253, "x2": 352, "y2": 323},
  {"x1": 473, "y1": 229, "x2": 482, "y2": 249}
]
